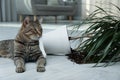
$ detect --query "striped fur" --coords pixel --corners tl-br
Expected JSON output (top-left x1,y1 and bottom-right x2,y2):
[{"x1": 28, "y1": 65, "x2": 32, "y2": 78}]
[{"x1": 0, "y1": 17, "x2": 46, "y2": 73}]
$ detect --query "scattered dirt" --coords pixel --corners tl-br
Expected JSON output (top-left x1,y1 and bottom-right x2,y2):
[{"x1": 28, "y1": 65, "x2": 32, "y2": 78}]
[{"x1": 66, "y1": 49, "x2": 87, "y2": 64}]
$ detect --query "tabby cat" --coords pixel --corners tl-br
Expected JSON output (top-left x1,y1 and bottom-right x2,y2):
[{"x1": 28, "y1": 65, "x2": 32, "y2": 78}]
[{"x1": 0, "y1": 17, "x2": 46, "y2": 73}]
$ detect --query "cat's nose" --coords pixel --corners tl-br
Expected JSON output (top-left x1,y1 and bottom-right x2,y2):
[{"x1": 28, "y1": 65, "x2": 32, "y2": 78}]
[{"x1": 37, "y1": 34, "x2": 40, "y2": 38}]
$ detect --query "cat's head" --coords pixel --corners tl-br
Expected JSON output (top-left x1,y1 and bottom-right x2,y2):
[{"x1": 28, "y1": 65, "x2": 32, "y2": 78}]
[{"x1": 20, "y1": 17, "x2": 43, "y2": 41}]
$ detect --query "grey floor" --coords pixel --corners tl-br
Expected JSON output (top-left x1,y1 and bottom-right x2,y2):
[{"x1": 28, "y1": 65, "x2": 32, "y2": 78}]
[
  {"x1": 0, "y1": 56, "x2": 120, "y2": 80},
  {"x1": 0, "y1": 23, "x2": 120, "y2": 80}
]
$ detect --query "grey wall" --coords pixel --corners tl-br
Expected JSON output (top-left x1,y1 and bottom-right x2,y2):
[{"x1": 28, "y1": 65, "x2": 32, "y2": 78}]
[
  {"x1": 0, "y1": 0, "x2": 82, "y2": 22},
  {"x1": 0, "y1": 0, "x2": 17, "y2": 22},
  {"x1": 74, "y1": 0, "x2": 82, "y2": 20},
  {"x1": 0, "y1": 0, "x2": 2, "y2": 21}
]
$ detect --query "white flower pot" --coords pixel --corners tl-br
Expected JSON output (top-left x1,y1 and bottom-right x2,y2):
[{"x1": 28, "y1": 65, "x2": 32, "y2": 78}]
[{"x1": 40, "y1": 25, "x2": 71, "y2": 55}]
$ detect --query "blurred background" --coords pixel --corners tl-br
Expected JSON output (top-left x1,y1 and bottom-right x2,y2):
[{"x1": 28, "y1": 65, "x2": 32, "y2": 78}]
[{"x1": 0, "y1": 0, "x2": 120, "y2": 23}]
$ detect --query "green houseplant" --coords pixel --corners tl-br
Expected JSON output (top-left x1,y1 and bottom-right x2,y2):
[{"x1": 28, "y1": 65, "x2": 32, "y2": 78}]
[{"x1": 68, "y1": 5, "x2": 120, "y2": 66}]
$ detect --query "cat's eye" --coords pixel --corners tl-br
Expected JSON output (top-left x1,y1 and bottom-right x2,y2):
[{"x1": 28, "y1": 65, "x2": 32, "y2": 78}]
[
  {"x1": 25, "y1": 31, "x2": 33, "y2": 35},
  {"x1": 24, "y1": 28, "x2": 32, "y2": 32}
]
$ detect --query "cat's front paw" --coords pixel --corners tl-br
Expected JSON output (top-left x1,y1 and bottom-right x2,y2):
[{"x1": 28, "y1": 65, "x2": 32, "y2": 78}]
[
  {"x1": 16, "y1": 67, "x2": 25, "y2": 73},
  {"x1": 37, "y1": 67, "x2": 45, "y2": 72}
]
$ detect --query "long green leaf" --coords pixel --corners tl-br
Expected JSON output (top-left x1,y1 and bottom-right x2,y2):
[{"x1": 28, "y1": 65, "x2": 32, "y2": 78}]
[
  {"x1": 104, "y1": 49, "x2": 120, "y2": 67},
  {"x1": 84, "y1": 30, "x2": 113, "y2": 60},
  {"x1": 95, "y1": 31, "x2": 117, "y2": 66}
]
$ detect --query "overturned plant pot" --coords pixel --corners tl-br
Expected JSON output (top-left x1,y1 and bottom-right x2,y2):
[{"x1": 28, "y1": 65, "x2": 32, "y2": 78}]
[{"x1": 40, "y1": 26, "x2": 71, "y2": 55}]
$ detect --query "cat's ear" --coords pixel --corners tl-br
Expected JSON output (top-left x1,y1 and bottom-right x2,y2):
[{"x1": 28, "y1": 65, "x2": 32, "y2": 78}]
[
  {"x1": 39, "y1": 18, "x2": 43, "y2": 24},
  {"x1": 34, "y1": 17, "x2": 43, "y2": 24},
  {"x1": 21, "y1": 16, "x2": 30, "y2": 31},
  {"x1": 34, "y1": 17, "x2": 39, "y2": 23},
  {"x1": 23, "y1": 16, "x2": 30, "y2": 27}
]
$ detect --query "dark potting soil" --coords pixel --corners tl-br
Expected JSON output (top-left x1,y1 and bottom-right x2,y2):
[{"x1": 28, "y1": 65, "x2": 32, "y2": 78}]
[{"x1": 66, "y1": 49, "x2": 87, "y2": 64}]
